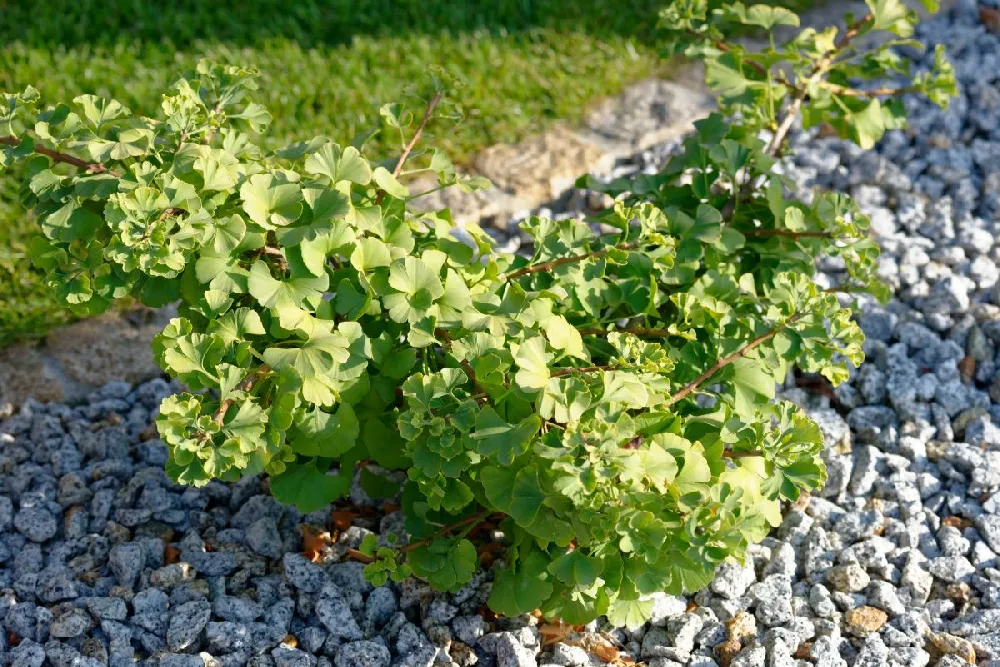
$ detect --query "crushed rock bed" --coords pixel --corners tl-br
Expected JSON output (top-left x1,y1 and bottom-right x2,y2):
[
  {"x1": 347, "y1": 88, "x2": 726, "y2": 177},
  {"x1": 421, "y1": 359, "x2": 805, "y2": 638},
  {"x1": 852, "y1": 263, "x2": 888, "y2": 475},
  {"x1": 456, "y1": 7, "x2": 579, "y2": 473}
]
[{"x1": 4, "y1": 4, "x2": 1000, "y2": 667}]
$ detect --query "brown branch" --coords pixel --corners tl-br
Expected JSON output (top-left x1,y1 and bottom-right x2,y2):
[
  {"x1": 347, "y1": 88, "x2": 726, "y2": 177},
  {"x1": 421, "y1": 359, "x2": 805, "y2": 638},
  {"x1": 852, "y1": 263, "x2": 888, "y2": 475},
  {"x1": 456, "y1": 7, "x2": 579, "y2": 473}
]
[
  {"x1": 578, "y1": 327, "x2": 673, "y2": 338},
  {"x1": 254, "y1": 246, "x2": 288, "y2": 273},
  {"x1": 685, "y1": 30, "x2": 768, "y2": 77},
  {"x1": 436, "y1": 329, "x2": 485, "y2": 395},
  {"x1": 835, "y1": 12, "x2": 872, "y2": 50},
  {"x1": 551, "y1": 365, "x2": 613, "y2": 378},
  {"x1": 825, "y1": 83, "x2": 919, "y2": 98},
  {"x1": 664, "y1": 313, "x2": 802, "y2": 406},
  {"x1": 765, "y1": 13, "x2": 874, "y2": 156},
  {"x1": 1, "y1": 136, "x2": 111, "y2": 174},
  {"x1": 722, "y1": 450, "x2": 764, "y2": 459},
  {"x1": 744, "y1": 229, "x2": 832, "y2": 239},
  {"x1": 505, "y1": 243, "x2": 637, "y2": 281},
  {"x1": 214, "y1": 365, "x2": 271, "y2": 426},
  {"x1": 398, "y1": 509, "x2": 494, "y2": 554},
  {"x1": 392, "y1": 92, "x2": 442, "y2": 178}
]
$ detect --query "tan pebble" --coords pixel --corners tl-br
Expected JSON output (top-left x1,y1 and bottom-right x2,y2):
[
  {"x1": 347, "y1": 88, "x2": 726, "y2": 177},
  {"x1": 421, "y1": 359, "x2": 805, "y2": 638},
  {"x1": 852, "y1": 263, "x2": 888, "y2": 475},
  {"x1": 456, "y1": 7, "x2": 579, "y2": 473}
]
[
  {"x1": 929, "y1": 632, "x2": 976, "y2": 664},
  {"x1": 725, "y1": 611, "x2": 757, "y2": 642},
  {"x1": 844, "y1": 606, "x2": 888, "y2": 635}
]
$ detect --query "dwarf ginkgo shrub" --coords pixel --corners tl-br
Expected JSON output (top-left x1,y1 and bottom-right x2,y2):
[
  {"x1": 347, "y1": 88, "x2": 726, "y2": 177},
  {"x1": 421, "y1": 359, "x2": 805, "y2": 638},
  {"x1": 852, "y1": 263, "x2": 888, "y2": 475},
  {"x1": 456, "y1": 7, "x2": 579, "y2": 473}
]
[{"x1": 0, "y1": 0, "x2": 954, "y2": 627}]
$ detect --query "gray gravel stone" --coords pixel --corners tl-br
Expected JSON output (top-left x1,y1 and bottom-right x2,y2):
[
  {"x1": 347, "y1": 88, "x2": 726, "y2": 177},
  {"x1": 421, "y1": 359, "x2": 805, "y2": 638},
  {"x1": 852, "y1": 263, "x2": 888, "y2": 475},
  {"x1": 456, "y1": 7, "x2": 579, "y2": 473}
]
[
  {"x1": 108, "y1": 543, "x2": 144, "y2": 589},
  {"x1": 167, "y1": 599, "x2": 211, "y2": 651},
  {"x1": 335, "y1": 640, "x2": 392, "y2": 667},
  {"x1": 13, "y1": 507, "x2": 57, "y2": 542},
  {"x1": 316, "y1": 595, "x2": 363, "y2": 641}
]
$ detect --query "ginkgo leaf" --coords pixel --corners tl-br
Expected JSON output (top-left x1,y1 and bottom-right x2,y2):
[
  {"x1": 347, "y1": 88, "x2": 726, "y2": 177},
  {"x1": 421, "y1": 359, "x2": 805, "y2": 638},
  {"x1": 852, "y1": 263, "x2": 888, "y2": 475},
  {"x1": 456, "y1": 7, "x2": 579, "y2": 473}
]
[
  {"x1": 247, "y1": 260, "x2": 328, "y2": 311},
  {"x1": 473, "y1": 409, "x2": 541, "y2": 465},
  {"x1": 514, "y1": 337, "x2": 552, "y2": 392},
  {"x1": 270, "y1": 462, "x2": 350, "y2": 512},
  {"x1": 195, "y1": 147, "x2": 240, "y2": 191},
  {"x1": 305, "y1": 143, "x2": 372, "y2": 185},
  {"x1": 240, "y1": 172, "x2": 303, "y2": 228},
  {"x1": 544, "y1": 315, "x2": 588, "y2": 360}
]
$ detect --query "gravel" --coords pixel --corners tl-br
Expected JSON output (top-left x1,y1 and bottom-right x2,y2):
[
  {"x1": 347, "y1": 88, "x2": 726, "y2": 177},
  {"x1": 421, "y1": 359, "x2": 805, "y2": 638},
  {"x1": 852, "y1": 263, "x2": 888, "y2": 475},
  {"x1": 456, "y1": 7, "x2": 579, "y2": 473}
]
[{"x1": 2, "y1": 4, "x2": 1000, "y2": 667}]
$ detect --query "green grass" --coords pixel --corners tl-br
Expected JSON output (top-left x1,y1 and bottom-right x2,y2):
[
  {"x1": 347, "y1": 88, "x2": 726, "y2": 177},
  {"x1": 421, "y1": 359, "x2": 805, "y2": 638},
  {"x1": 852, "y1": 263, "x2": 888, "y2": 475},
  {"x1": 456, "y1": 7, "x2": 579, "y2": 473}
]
[{"x1": 0, "y1": 0, "x2": 813, "y2": 345}]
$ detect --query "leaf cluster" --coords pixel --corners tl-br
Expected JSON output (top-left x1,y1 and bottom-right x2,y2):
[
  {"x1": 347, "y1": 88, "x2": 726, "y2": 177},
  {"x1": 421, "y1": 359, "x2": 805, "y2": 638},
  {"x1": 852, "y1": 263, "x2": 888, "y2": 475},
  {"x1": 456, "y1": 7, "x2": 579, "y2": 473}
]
[{"x1": 0, "y1": 1, "x2": 954, "y2": 627}]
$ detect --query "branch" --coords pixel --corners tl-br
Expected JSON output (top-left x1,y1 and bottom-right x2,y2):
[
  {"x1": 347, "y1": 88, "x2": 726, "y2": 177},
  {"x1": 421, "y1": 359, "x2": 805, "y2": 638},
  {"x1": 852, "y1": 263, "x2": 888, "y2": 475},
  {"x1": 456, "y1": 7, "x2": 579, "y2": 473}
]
[
  {"x1": 551, "y1": 365, "x2": 614, "y2": 378},
  {"x1": 578, "y1": 326, "x2": 673, "y2": 338},
  {"x1": 505, "y1": 243, "x2": 637, "y2": 281},
  {"x1": 684, "y1": 29, "x2": 769, "y2": 77},
  {"x1": 765, "y1": 13, "x2": 874, "y2": 156},
  {"x1": 393, "y1": 92, "x2": 442, "y2": 178},
  {"x1": 0, "y1": 136, "x2": 111, "y2": 174},
  {"x1": 744, "y1": 229, "x2": 832, "y2": 239},
  {"x1": 722, "y1": 450, "x2": 764, "y2": 459},
  {"x1": 398, "y1": 509, "x2": 494, "y2": 554},
  {"x1": 664, "y1": 313, "x2": 802, "y2": 406},
  {"x1": 835, "y1": 12, "x2": 872, "y2": 50},
  {"x1": 436, "y1": 329, "x2": 485, "y2": 395},
  {"x1": 214, "y1": 365, "x2": 271, "y2": 426},
  {"x1": 825, "y1": 83, "x2": 919, "y2": 98}
]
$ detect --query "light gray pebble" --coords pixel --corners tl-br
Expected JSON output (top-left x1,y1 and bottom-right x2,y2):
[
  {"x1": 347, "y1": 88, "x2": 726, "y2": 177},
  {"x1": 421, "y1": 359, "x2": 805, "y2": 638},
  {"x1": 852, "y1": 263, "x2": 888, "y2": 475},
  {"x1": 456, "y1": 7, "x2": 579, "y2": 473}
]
[
  {"x1": 166, "y1": 599, "x2": 211, "y2": 651},
  {"x1": 13, "y1": 507, "x2": 57, "y2": 542},
  {"x1": 316, "y1": 595, "x2": 363, "y2": 641},
  {"x1": 334, "y1": 640, "x2": 391, "y2": 667},
  {"x1": 273, "y1": 646, "x2": 318, "y2": 667}
]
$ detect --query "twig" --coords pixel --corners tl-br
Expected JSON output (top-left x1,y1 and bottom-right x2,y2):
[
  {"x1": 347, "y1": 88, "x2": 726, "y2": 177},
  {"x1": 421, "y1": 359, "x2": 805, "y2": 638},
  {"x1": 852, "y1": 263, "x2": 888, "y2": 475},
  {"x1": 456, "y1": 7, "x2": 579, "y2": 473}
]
[
  {"x1": 214, "y1": 365, "x2": 271, "y2": 426},
  {"x1": 685, "y1": 29, "x2": 768, "y2": 76},
  {"x1": 578, "y1": 327, "x2": 673, "y2": 338},
  {"x1": 257, "y1": 246, "x2": 288, "y2": 272},
  {"x1": 393, "y1": 92, "x2": 442, "y2": 178},
  {"x1": 722, "y1": 450, "x2": 764, "y2": 459},
  {"x1": 664, "y1": 313, "x2": 803, "y2": 406},
  {"x1": 765, "y1": 13, "x2": 873, "y2": 156},
  {"x1": 550, "y1": 365, "x2": 614, "y2": 378},
  {"x1": 505, "y1": 243, "x2": 637, "y2": 281},
  {"x1": 744, "y1": 229, "x2": 832, "y2": 239},
  {"x1": 398, "y1": 509, "x2": 494, "y2": 554},
  {"x1": 835, "y1": 12, "x2": 872, "y2": 50},
  {"x1": 824, "y1": 83, "x2": 919, "y2": 98},
  {"x1": 0, "y1": 136, "x2": 113, "y2": 174},
  {"x1": 436, "y1": 329, "x2": 485, "y2": 395}
]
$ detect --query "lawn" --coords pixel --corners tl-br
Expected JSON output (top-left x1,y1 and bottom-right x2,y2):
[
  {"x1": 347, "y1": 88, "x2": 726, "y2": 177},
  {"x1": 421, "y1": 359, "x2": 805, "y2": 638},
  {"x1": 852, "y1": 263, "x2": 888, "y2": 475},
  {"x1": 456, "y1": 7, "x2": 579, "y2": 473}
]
[{"x1": 0, "y1": 0, "x2": 811, "y2": 345}]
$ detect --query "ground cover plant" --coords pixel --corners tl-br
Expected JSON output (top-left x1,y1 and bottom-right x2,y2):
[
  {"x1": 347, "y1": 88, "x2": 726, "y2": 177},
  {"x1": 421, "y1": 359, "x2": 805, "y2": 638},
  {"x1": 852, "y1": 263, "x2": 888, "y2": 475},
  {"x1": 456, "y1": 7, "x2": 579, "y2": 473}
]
[
  {"x1": 0, "y1": 0, "x2": 954, "y2": 627},
  {"x1": 0, "y1": 0, "x2": 816, "y2": 345}
]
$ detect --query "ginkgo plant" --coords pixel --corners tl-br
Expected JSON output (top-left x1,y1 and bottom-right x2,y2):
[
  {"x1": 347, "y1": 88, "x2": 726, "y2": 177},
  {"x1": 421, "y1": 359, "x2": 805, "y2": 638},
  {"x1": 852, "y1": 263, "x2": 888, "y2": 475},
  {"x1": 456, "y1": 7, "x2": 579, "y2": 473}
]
[{"x1": 0, "y1": 0, "x2": 954, "y2": 628}]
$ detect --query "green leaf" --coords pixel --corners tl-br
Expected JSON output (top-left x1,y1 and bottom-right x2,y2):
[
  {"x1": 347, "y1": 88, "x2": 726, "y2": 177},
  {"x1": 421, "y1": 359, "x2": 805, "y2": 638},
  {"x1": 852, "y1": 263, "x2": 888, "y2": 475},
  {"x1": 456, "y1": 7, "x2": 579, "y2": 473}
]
[
  {"x1": 867, "y1": 0, "x2": 913, "y2": 35},
  {"x1": 744, "y1": 4, "x2": 800, "y2": 29},
  {"x1": 305, "y1": 143, "x2": 372, "y2": 185},
  {"x1": 360, "y1": 467, "x2": 402, "y2": 499},
  {"x1": 263, "y1": 330, "x2": 352, "y2": 406},
  {"x1": 473, "y1": 409, "x2": 541, "y2": 465},
  {"x1": 408, "y1": 538, "x2": 477, "y2": 593},
  {"x1": 729, "y1": 357, "x2": 777, "y2": 416},
  {"x1": 605, "y1": 597, "x2": 654, "y2": 631},
  {"x1": 372, "y1": 166, "x2": 409, "y2": 198},
  {"x1": 549, "y1": 551, "x2": 602, "y2": 588},
  {"x1": 290, "y1": 404, "x2": 359, "y2": 457},
  {"x1": 489, "y1": 549, "x2": 554, "y2": 616},
  {"x1": 482, "y1": 464, "x2": 544, "y2": 524},
  {"x1": 270, "y1": 462, "x2": 350, "y2": 512},
  {"x1": 514, "y1": 337, "x2": 552, "y2": 392},
  {"x1": 195, "y1": 147, "x2": 240, "y2": 191},
  {"x1": 543, "y1": 315, "x2": 588, "y2": 360},
  {"x1": 363, "y1": 419, "x2": 410, "y2": 469},
  {"x1": 247, "y1": 261, "x2": 328, "y2": 311},
  {"x1": 240, "y1": 172, "x2": 303, "y2": 228},
  {"x1": 350, "y1": 237, "x2": 392, "y2": 272}
]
